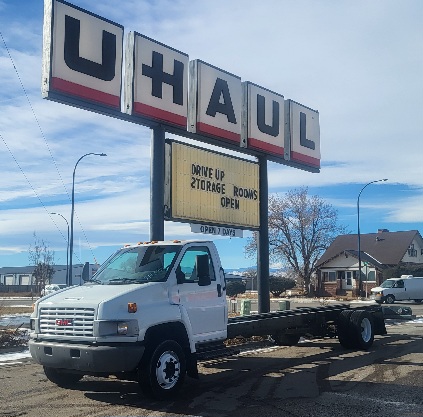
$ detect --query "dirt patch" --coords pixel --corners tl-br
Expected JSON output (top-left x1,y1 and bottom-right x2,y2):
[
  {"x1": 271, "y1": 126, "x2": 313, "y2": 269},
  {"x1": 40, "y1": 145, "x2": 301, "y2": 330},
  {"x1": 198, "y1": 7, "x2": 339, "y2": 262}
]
[{"x1": 0, "y1": 306, "x2": 33, "y2": 315}]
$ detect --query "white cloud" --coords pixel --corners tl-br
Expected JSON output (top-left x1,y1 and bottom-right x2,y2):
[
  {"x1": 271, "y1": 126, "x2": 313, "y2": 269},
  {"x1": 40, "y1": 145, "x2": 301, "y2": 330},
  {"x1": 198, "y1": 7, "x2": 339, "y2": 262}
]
[{"x1": 0, "y1": 0, "x2": 421, "y2": 268}]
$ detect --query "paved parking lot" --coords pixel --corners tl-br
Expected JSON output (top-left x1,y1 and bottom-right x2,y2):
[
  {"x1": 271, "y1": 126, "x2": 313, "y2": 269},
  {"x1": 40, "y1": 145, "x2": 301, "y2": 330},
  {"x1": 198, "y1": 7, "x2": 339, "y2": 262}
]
[{"x1": 1, "y1": 317, "x2": 422, "y2": 417}]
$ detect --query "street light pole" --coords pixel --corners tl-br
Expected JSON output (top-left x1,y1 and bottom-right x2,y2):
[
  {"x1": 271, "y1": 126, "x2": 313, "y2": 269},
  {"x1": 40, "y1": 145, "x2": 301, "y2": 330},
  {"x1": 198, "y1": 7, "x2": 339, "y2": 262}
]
[
  {"x1": 357, "y1": 178, "x2": 387, "y2": 297},
  {"x1": 50, "y1": 212, "x2": 69, "y2": 287},
  {"x1": 69, "y1": 153, "x2": 107, "y2": 286}
]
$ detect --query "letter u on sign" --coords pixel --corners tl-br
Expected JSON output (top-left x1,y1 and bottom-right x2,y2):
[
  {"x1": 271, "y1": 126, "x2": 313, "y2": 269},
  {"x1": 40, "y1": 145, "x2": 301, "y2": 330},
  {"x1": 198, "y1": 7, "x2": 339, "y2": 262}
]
[{"x1": 42, "y1": 0, "x2": 124, "y2": 111}]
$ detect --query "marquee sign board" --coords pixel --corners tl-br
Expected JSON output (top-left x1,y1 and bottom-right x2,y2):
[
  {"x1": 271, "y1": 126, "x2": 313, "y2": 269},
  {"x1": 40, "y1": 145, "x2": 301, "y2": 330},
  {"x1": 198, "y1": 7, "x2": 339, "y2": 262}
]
[
  {"x1": 42, "y1": 0, "x2": 123, "y2": 112},
  {"x1": 165, "y1": 141, "x2": 260, "y2": 229},
  {"x1": 125, "y1": 32, "x2": 189, "y2": 128},
  {"x1": 42, "y1": 0, "x2": 321, "y2": 173}
]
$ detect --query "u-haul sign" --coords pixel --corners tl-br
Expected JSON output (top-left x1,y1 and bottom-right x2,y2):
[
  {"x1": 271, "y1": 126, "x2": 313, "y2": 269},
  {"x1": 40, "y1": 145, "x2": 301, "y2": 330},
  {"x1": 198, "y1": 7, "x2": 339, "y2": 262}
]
[
  {"x1": 165, "y1": 141, "x2": 260, "y2": 229},
  {"x1": 42, "y1": 0, "x2": 320, "y2": 171}
]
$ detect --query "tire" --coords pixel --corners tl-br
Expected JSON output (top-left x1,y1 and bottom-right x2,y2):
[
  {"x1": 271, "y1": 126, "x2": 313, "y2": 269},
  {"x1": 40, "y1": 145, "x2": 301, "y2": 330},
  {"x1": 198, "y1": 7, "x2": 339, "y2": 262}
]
[
  {"x1": 43, "y1": 366, "x2": 83, "y2": 387},
  {"x1": 349, "y1": 310, "x2": 375, "y2": 350},
  {"x1": 385, "y1": 294, "x2": 395, "y2": 304},
  {"x1": 272, "y1": 333, "x2": 301, "y2": 346},
  {"x1": 337, "y1": 309, "x2": 355, "y2": 349},
  {"x1": 414, "y1": 299, "x2": 422, "y2": 304},
  {"x1": 139, "y1": 340, "x2": 186, "y2": 400}
]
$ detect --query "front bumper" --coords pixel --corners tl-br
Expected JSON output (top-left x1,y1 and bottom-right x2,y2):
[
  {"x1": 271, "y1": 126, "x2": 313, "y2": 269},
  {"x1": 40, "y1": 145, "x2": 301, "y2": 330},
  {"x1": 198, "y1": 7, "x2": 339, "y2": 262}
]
[{"x1": 29, "y1": 339, "x2": 145, "y2": 374}]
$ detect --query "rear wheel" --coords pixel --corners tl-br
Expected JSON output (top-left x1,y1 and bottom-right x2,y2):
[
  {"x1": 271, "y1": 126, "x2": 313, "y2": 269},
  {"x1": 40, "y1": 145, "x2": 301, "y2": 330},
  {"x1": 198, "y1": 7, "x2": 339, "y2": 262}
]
[
  {"x1": 350, "y1": 310, "x2": 375, "y2": 350},
  {"x1": 337, "y1": 309, "x2": 355, "y2": 349},
  {"x1": 385, "y1": 294, "x2": 395, "y2": 304},
  {"x1": 139, "y1": 340, "x2": 186, "y2": 400},
  {"x1": 43, "y1": 367, "x2": 83, "y2": 387}
]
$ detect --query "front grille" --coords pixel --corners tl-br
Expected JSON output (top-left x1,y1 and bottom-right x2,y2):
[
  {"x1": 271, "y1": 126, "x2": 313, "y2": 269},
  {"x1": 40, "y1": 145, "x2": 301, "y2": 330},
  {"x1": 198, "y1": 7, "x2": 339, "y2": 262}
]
[{"x1": 39, "y1": 307, "x2": 95, "y2": 337}]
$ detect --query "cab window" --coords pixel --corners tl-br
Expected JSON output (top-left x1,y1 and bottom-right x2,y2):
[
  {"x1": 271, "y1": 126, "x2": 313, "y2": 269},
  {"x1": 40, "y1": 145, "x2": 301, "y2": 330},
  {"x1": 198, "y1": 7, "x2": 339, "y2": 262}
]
[{"x1": 177, "y1": 246, "x2": 215, "y2": 283}]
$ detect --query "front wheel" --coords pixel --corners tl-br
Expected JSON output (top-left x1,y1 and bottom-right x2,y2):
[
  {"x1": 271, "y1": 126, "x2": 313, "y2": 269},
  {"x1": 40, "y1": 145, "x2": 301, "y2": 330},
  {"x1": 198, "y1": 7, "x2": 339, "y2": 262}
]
[
  {"x1": 385, "y1": 294, "x2": 395, "y2": 304},
  {"x1": 43, "y1": 366, "x2": 83, "y2": 387},
  {"x1": 139, "y1": 340, "x2": 186, "y2": 400}
]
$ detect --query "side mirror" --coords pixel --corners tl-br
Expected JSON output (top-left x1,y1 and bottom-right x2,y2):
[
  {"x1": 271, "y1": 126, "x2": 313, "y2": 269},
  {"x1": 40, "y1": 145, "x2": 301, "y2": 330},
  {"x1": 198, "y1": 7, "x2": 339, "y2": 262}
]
[
  {"x1": 176, "y1": 266, "x2": 185, "y2": 284},
  {"x1": 82, "y1": 262, "x2": 90, "y2": 282},
  {"x1": 196, "y1": 254, "x2": 211, "y2": 286}
]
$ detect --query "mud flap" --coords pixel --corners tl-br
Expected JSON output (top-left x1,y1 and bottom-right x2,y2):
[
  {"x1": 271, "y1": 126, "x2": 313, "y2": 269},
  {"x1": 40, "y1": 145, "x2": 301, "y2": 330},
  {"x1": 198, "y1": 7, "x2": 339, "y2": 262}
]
[
  {"x1": 371, "y1": 308, "x2": 387, "y2": 335},
  {"x1": 186, "y1": 352, "x2": 199, "y2": 379}
]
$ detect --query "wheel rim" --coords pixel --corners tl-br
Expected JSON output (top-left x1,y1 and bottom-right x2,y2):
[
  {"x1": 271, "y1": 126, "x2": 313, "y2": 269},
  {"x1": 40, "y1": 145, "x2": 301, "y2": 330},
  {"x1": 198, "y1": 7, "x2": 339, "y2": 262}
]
[
  {"x1": 155, "y1": 350, "x2": 181, "y2": 390},
  {"x1": 360, "y1": 317, "x2": 372, "y2": 343}
]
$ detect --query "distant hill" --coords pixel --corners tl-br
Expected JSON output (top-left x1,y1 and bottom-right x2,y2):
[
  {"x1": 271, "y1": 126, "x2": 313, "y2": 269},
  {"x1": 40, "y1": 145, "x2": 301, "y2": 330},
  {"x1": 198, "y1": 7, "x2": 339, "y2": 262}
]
[{"x1": 226, "y1": 266, "x2": 286, "y2": 276}]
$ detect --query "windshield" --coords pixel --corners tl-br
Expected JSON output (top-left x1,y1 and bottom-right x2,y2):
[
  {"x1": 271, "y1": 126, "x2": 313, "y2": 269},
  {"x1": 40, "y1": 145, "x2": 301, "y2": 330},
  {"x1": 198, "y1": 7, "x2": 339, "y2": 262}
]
[
  {"x1": 380, "y1": 279, "x2": 395, "y2": 288},
  {"x1": 89, "y1": 245, "x2": 180, "y2": 285}
]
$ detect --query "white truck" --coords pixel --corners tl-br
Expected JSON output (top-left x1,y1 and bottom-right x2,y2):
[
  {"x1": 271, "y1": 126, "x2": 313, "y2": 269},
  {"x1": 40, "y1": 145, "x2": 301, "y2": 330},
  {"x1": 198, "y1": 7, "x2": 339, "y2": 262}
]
[
  {"x1": 29, "y1": 240, "x2": 386, "y2": 399},
  {"x1": 371, "y1": 275, "x2": 423, "y2": 304}
]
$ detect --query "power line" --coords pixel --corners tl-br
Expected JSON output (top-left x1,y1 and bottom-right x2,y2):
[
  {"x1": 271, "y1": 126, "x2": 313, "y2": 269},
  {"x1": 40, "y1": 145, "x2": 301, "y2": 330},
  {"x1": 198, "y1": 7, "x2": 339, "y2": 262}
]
[{"x1": 0, "y1": 31, "x2": 97, "y2": 264}]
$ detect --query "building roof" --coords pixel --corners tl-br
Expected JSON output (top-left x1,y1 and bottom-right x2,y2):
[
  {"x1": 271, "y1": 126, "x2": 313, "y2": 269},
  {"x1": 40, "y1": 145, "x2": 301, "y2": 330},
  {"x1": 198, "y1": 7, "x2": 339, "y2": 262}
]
[
  {"x1": 317, "y1": 230, "x2": 422, "y2": 268},
  {"x1": 0, "y1": 265, "x2": 74, "y2": 275}
]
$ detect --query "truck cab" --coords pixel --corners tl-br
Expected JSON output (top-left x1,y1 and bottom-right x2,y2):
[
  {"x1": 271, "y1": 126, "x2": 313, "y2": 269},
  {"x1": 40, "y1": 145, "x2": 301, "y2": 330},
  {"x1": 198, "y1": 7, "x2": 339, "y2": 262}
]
[{"x1": 29, "y1": 240, "x2": 227, "y2": 399}]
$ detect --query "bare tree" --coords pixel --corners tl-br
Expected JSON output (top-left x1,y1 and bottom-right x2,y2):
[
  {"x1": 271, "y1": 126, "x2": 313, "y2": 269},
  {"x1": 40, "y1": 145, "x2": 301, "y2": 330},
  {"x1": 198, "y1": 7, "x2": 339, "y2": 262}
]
[
  {"x1": 28, "y1": 232, "x2": 55, "y2": 292},
  {"x1": 246, "y1": 187, "x2": 347, "y2": 294}
]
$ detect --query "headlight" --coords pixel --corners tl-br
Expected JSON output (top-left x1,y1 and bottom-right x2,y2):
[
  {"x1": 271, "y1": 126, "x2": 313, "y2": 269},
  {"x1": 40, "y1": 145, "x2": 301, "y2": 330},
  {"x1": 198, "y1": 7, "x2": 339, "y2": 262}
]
[
  {"x1": 96, "y1": 320, "x2": 138, "y2": 337},
  {"x1": 117, "y1": 322, "x2": 129, "y2": 335}
]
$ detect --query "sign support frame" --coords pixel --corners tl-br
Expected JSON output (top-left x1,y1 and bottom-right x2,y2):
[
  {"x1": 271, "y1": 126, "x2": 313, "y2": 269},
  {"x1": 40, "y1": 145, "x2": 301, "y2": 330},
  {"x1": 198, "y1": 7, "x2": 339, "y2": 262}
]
[
  {"x1": 257, "y1": 155, "x2": 270, "y2": 313},
  {"x1": 150, "y1": 125, "x2": 165, "y2": 241}
]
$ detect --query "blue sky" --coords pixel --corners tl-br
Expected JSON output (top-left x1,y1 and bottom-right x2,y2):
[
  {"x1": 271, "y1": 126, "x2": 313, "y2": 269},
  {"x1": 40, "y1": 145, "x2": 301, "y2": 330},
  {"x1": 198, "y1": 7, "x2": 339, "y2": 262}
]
[{"x1": 0, "y1": 0, "x2": 422, "y2": 271}]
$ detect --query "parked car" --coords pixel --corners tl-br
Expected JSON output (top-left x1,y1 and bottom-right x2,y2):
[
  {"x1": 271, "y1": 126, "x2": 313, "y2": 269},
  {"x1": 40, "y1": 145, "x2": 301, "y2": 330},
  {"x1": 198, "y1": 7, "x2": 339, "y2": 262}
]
[{"x1": 41, "y1": 284, "x2": 67, "y2": 296}]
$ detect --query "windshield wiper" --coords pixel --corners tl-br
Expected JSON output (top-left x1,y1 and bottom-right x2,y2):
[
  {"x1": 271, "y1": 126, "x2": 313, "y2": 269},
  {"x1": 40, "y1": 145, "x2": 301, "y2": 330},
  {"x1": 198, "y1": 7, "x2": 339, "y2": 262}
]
[
  {"x1": 87, "y1": 278, "x2": 102, "y2": 285},
  {"x1": 107, "y1": 278, "x2": 140, "y2": 285}
]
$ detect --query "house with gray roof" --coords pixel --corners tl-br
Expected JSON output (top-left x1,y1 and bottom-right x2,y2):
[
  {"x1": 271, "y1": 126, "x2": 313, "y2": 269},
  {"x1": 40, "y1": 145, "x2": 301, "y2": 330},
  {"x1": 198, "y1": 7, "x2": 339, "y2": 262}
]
[{"x1": 315, "y1": 229, "x2": 423, "y2": 297}]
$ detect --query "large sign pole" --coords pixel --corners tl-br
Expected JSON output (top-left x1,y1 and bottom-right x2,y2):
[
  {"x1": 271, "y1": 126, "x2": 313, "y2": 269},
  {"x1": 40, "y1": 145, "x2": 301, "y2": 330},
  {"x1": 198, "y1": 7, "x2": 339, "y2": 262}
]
[
  {"x1": 150, "y1": 125, "x2": 165, "y2": 241},
  {"x1": 258, "y1": 155, "x2": 270, "y2": 313}
]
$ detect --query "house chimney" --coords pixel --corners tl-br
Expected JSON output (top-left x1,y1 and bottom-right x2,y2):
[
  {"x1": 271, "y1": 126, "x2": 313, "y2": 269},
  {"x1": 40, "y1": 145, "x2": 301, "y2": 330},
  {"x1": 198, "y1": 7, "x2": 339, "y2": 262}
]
[{"x1": 377, "y1": 229, "x2": 389, "y2": 233}]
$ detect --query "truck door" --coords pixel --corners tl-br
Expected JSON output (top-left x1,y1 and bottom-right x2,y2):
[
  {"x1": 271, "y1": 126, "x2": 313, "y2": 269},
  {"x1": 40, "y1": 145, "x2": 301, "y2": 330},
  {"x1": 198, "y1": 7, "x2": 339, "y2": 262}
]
[{"x1": 175, "y1": 245, "x2": 226, "y2": 343}]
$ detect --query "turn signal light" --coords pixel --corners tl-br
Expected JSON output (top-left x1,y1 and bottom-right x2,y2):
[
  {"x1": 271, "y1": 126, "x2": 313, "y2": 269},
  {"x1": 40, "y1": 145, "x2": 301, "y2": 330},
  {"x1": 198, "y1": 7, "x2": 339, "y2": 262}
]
[{"x1": 128, "y1": 302, "x2": 137, "y2": 313}]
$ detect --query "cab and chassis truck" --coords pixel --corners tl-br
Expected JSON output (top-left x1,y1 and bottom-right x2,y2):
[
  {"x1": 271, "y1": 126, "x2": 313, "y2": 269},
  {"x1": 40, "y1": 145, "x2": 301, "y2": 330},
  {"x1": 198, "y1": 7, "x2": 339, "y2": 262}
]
[{"x1": 29, "y1": 240, "x2": 386, "y2": 400}]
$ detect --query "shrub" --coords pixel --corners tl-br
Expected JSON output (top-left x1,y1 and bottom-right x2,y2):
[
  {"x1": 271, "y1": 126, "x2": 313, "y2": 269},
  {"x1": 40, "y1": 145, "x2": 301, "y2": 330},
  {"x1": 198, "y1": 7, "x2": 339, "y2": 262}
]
[
  {"x1": 226, "y1": 280, "x2": 247, "y2": 297},
  {"x1": 383, "y1": 264, "x2": 423, "y2": 280},
  {"x1": 269, "y1": 276, "x2": 296, "y2": 297}
]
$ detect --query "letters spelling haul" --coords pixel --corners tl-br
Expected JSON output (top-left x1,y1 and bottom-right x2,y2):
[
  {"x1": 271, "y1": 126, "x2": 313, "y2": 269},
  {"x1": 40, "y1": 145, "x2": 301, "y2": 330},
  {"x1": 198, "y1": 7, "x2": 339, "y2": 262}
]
[{"x1": 46, "y1": 2, "x2": 320, "y2": 169}]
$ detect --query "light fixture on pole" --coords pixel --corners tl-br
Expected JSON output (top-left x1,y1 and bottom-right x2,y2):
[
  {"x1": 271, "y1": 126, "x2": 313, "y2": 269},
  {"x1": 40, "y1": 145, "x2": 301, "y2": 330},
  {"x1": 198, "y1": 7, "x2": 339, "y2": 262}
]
[
  {"x1": 357, "y1": 178, "x2": 387, "y2": 297},
  {"x1": 69, "y1": 153, "x2": 107, "y2": 286},
  {"x1": 50, "y1": 212, "x2": 69, "y2": 287}
]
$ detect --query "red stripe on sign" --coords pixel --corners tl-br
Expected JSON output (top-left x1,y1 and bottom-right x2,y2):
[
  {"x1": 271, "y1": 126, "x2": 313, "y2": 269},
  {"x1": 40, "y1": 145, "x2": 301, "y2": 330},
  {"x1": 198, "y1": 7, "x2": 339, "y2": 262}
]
[
  {"x1": 197, "y1": 122, "x2": 240, "y2": 143},
  {"x1": 248, "y1": 137, "x2": 284, "y2": 156},
  {"x1": 291, "y1": 151, "x2": 320, "y2": 168},
  {"x1": 51, "y1": 78, "x2": 120, "y2": 108},
  {"x1": 133, "y1": 102, "x2": 187, "y2": 127}
]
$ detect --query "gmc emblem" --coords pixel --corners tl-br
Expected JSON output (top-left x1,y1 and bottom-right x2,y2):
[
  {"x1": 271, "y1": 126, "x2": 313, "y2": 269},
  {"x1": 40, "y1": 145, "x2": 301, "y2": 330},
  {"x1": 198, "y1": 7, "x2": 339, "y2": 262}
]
[{"x1": 56, "y1": 319, "x2": 73, "y2": 326}]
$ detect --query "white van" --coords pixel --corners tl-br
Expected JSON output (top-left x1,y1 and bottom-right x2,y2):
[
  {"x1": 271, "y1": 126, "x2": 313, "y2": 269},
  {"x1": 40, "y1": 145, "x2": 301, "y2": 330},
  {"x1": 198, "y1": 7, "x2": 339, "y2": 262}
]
[{"x1": 371, "y1": 275, "x2": 423, "y2": 304}]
